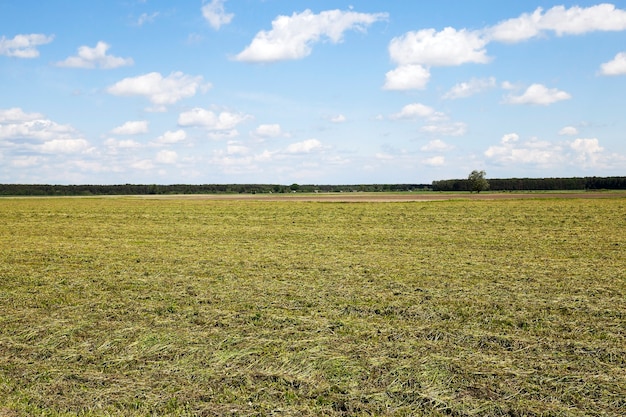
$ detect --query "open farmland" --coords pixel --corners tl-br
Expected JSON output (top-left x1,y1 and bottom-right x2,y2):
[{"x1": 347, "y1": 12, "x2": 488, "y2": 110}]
[{"x1": 0, "y1": 195, "x2": 625, "y2": 416}]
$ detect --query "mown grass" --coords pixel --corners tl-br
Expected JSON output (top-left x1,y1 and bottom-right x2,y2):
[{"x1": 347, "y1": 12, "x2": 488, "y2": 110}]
[{"x1": 0, "y1": 196, "x2": 624, "y2": 416}]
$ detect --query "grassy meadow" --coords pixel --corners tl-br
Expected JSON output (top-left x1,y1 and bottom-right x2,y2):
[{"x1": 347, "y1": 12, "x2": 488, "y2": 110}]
[{"x1": 0, "y1": 196, "x2": 624, "y2": 416}]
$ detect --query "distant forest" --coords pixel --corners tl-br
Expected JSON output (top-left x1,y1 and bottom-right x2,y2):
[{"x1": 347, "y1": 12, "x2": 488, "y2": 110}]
[
  {"x1": 0, "y1": 177, "x2": 624, "y2": 196},
  {"x1": 431, "y1": 176, "x2": 626, "y2": 192}
]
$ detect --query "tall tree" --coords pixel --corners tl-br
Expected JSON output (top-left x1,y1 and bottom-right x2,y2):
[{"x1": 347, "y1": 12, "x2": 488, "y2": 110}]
[{"x1": 468, "y1": 170, "x2": 489, "y2": 193}]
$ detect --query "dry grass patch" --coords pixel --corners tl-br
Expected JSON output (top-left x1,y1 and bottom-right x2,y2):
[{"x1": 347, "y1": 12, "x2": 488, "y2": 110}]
[{"x1": 0, "y1": 196, "x2": 624, "y2": 416}]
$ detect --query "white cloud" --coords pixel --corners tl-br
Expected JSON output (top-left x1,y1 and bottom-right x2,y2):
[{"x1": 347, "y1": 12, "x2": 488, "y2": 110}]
[
  {"x1": 0, "y1": 109, "x2": 77, "y2": 142},
  {"x1": 56, "y1": 42, "x2": 134, "y2": 69},
  {"x1": 208, "y1": 130, "x2": 240, "y2": 140},
  {"x1": 137, "y1": 12, "x2": 159, "y2": 26},
  {"x1": 202, "y1": 0, "x2": 234, "y2": 30},
  {"x1": 226, "y1": 141, "x2": 250, "y2": 156},
  {"x1": 505, "y1": 83, "x2": 571, "y2": 105},
  {"x1": 285, "y1": 139, "x2": 324, "y2": 154},
  {"x1": 540, "y1": 4, "x2": 626, "y2": 36},
  {"x1": 178, "y1": 108, "x2": 252, "y2": 131},
  {"x1": 390, "y1": 103, "x2": 445, "y2": 121},
  {"x1": 0, "y1": 107, "x2": 44, "y2": 123},
  {"x1": 488, "y1": 4, "x2": 626, "y2": 43},
  {"x1": 423, "y1": 156, "x2": 445, "y2": 166},
  {"x1": 389, "y1": 27, "x2": 490, "y2": 67},
  {"x1": 38, "y1": 138, "x2": 90, "y2": 154},
  {"x1": 383, "y1": 64, "x2": 430, "y2": 90},
  {"x1": 235, "y1": 9, "x2": 388, "y2": 62},
  {"x1": 105, "y1": 138, "x2": 142, "y2": 149},
  {"x1": 155, "y1": 129, "x2": 187, "y2": 144},
  {"x1": 0, "y1": 108, "x2": 93, "y2": 158},
  {"x1": 570, "y1": 138, "x2": 603, "y2": 167},
  {"x1": 486, "y1": 135, "x2": 619, "y2": 170},
  {"x1": 501, "y1": 133, "x2": 520, "y2": 144},
  {"x1": 501, "y1": 81, "x2": 518, "y2": 90},
  {"x1": 156, "y1": 149, "x2": 178, "y2": 164},
  {"x1": 443, "y1": 77, "x2": 496, "y2": 99},
  {"x1": 330, "y1": 114, "x2": 346, "y2": 123},
  {"x1": 487, "y1": 9, "x2": 544, "y2": 43},
  {"x1": 111, "y1": 120, "x2": 148, "y2": 135},
  {"x1": 599, "y1": 52, "x2": 626, "y2": 75},
  {"x1": 131, "y1": 159, "x2": 154, "y2": 170},
  {"x1": 421, "y1": 139, "x2": 454, "y2": 152},
  {"x1": 485, "y1": 136, "x2": 560, "y2": 166},
  {"x1": 107, "y1": 72, "x2": 210, "y2": 107},
  {"x1": 421, "y1": 122, "x2": 467, "y2": 136},
  {"x1": 375, "y1": 152, "x2": 394, "y2": 161},
  {"x1": 253, "y1": 124, "x2": 284, "y2": 138},
  {"x1": 0, "y1": 34, "x2": 54, "y2": 58},
  {"x1": 559, "y1": 126, "x2": 579, "y2": 136},
  {"x1": 11, "y1": 156, "x2": 42, "y2": 168}
]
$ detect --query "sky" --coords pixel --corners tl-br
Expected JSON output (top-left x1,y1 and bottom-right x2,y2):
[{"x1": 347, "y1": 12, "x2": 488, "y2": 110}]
[{"x1": 1, "y1": 1, "x2": 625, "y2": 185}]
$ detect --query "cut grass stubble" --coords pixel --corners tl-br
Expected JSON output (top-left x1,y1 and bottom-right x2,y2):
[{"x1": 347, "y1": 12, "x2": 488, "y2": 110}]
[{"x1": 0, "y1": 197, "x2": 624, "y2": 416}]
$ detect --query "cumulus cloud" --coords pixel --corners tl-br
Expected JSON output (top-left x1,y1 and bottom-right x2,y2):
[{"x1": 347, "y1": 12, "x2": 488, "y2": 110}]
[
  {"x1": 284, "y1": 139, "x2": 324, "y2": 154},
  {"x1": 485, "y1": 136, "x2": 560, "y2": 166},
  {"x1": 385, "y1": 4, "x2": 626, "y2": 91},
  {"x1": 443, "y1": 77, "x2": 496, "y2": 99},
  {"x1": 107, "y1": 72, "x2": 210, "y2": 109},
  {"x1": 485, "y1": 134, "x2": 612, "y2": 169},
  {"x1": 202, "y1": 0, "x2": 234, "y2": 30},
  {"x1": 56, "y1": 42, "x2": 133, "y2": 69},
  {"x1": 137, "y1": 12, "x2": 159, "y2": 26},
  {"x1": 178, "y1": 108, "x2": 252, "y2": 131},
  {"x1": 330, "y1": 114, "x2": 346, "y2": 123},
  {"x1": 501, "y1": 133, "x2": 520, "y2": 144},
  {"x1": 111, "y1": 120, "x2": 148, "y2": 135},
  {"x1": 235, "y1": 9, "x2": 388, "y2": 62},
  {"x1": 570, "y1": 138, "x2": 603, "y2": 167},
  {"x1": 156, "y1": 149, "x2": 178, "y2": 164},
  {"x1": 105, "y1": 138, "x2": 141, "y2": 150},
  {"x1": 390, "y1": 103, "x2": 446, "y2": 121},
  {"x1": 423, "y1": 156, "x2": 445, "y2": 166},
  {"x1": 253, "y1": 124, "x2": 284, "y2": 138},
  {"x1": 226, "y1": 141, "x2": 250, "y2": 156},
  {"x1": 505, "y1": 83, "x2": 571, "y2": 105},
  {"x1": 11, "y1": 156, "x2": 42, "y2": 168},
  {"x1": 420, "y1": 139, "x2": 454, "y2": 152},
  {"x1": 599, "y1": 52, "x2": 626, "y2": 75},
  {"x1": 0, "y1": 107, "x2": 44, "y2": 123},
  {"x1": 131, "y1": 159, "x2": 154, "y2": 170},
  {"x1": 488, "y1": 4, "x2": 626, "y2": 43},
  {"x1": 421, "y1": 122, "x2": 467, "y2": 137},
  {"x1": 0, "y1": 108, "x2": 92, "y2": 157},
  {"x1": 385, "y1": 28, "x2": 488, "y2": 90},
  {"x1": 38, "y1": 138, "x2": 90, "y2": 154},
  {"x1": 0, "y1": 34, "x2": 54, "y2": 58},
  {"x1": 383, "y1": 64, "x2": 430, "y2": 90},
  {"x1": 154, "y1": 129, "x2": 187, "y2": 144},
  {"x1": 389, "y1": 27, "x2": 490, "y2": 67},
  {"x1": 0, "y1": 108, "x2": 77, "y2": 142},
  {"x1": 559, "y1": 126, "x2": 579, "y2": 136}
]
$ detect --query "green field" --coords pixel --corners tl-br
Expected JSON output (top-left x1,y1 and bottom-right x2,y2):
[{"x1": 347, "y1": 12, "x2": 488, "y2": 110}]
[{"x1": 1, "y1": 196, "x2": 624, "y2": 416}]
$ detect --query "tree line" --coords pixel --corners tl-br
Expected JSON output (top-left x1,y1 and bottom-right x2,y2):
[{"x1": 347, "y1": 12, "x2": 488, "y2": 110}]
[
  {"x1": 0, "y1": 183, "x2": 430, "y2": 196},
  {"x1": 0, "y1": 177, "x2": 624, "y2": 196},
  {"x1": 431, "y1": 176, "x2": 626, "y2": 191}
]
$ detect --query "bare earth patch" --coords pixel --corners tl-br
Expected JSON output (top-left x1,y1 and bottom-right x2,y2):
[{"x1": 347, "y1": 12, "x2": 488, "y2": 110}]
[{"x1": 138, "y1": 191, "x2": 626, "y2": 202}]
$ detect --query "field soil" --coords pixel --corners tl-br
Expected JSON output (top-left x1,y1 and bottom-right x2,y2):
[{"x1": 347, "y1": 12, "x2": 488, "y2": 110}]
[{"x1": 138, "y1": 191, "x2": 626, "y2": 202}]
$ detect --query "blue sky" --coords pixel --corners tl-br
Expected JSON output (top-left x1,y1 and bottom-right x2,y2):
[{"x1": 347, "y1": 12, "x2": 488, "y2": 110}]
[{"x1": 1, "y1": 1, "x2": 625, "y2": 185}]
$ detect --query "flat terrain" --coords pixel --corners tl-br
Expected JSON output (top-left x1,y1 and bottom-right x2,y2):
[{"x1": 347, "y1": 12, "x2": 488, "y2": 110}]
[
  {"x1": 1, "y1": 194, "x2": 625, "y2": 416},
  {"x1": 137, "y1": 191, "x2": 626, "y2": 202}
]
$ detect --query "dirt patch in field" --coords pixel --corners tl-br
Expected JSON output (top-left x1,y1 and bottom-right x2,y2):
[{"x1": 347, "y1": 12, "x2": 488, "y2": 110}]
[{"x1": 139, "y1": 191, "x2": 626, "y2": 202}]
